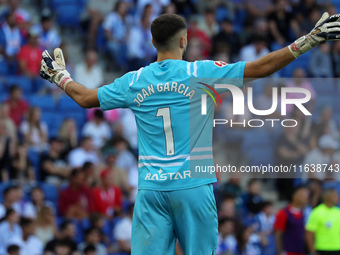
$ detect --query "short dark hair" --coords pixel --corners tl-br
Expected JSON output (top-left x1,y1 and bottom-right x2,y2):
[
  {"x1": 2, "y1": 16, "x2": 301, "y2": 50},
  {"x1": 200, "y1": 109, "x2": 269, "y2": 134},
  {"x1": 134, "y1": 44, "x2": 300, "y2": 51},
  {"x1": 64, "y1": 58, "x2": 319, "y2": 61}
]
[
  {"x1": 151, "y1": 14, "x2": 187, "y2": 51},
  {"x1": 60, "y1": 220, "x2": 73, "y2": 231},
  {"x1": 84, "y1": 227, "x2": 99, "y2": 237},
  {"x1": 20, "y1": 217, "x2": 33, "y2": 227},
  {"x1": 3, "y1": 186, "x2": 15, "y2": 197},
  {"x1": 84, "y1": 244, "x2": 96, "y2": 253},
  {"x1": 94, "y1": 109, "x2": 104, "y2": 119},
  {"x1": 9, "y1": 85, "x2": 20, "y2": 94},
  {"x1": 290, "y1": 185, "x2": 307, "y2": 201},
  {"x1": 7, "y1": 244, "x2": 20, "y2": 253}
]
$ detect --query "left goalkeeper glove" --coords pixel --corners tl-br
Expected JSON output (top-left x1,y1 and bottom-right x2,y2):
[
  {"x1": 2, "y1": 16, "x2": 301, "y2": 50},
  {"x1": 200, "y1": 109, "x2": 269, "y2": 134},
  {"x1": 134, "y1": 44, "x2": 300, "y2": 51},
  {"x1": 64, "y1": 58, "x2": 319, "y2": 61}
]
[
  {"x1": 289, "y1": 12, "x2": 340, "y2": 58},
  {"x1": 40, "y1": 48, "x2": 73, "y2": 91}
]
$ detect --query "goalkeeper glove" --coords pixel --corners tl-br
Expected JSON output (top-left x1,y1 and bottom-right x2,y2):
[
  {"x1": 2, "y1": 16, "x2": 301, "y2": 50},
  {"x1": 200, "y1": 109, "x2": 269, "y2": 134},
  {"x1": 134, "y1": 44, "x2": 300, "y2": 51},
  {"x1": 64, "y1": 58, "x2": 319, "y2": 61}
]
[
  {"x1": 289, "y1": 12, "x2": 340, "y2": 58},
  {"x1": 40, "y1": 48, "x2": 73, "y2": 91}
]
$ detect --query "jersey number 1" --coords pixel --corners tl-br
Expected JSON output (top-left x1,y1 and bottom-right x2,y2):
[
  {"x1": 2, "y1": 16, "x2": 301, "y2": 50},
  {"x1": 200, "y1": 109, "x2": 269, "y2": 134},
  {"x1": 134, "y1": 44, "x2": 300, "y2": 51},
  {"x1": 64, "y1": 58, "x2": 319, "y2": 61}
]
[{"x1": 156, "y1": 107, "x2": 175, "y2": 156}]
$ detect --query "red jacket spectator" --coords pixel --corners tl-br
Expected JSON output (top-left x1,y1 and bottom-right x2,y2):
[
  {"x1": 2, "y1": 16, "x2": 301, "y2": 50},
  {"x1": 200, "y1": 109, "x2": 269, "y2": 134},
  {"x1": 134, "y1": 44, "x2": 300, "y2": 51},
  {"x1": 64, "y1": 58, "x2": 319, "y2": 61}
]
[
  {"x1": 58, "y1": 169, "x2": 94, "y2": 219},
  {"x1": 17, "y1": 29, "x2": 43, "y2": 77},
  {"x1": 93, "y1": 169, "x2": 123, "y2": 217},
  {"x1": 5, "y1": 85, "x2": 29, "y2": 126}
]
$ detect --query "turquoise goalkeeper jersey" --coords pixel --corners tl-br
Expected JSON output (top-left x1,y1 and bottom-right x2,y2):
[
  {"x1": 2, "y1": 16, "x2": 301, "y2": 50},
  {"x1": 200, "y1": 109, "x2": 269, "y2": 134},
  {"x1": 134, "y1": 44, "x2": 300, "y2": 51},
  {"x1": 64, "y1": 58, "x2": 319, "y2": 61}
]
[{"x1": 98, "y1": 59, "x2": 246, "y2": 191}]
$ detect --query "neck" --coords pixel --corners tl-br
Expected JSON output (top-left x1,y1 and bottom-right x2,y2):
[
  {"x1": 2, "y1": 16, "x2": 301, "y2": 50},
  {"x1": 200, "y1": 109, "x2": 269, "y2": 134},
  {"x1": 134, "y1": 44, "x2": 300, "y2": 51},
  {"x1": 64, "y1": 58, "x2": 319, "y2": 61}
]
[
  {"x1": 324, "y1": 201, "x2": 334, "y2": 208},
  {"x1": 157, "y1": 51, "x2": 183, "y2": 62},
  {"x1": 290, "y1": 202, "x2": 302, "y2": 209}
]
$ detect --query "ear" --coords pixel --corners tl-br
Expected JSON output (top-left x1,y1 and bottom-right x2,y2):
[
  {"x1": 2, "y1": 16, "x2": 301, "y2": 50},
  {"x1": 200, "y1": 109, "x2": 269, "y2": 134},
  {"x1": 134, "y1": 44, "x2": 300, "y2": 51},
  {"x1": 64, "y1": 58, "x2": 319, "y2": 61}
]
[
  {"x1": 180, "y1": 36, "x2": 186, "y2": 49},
  {"x1": 152, "y1": 38, "x2": 156, "y2": 48}
]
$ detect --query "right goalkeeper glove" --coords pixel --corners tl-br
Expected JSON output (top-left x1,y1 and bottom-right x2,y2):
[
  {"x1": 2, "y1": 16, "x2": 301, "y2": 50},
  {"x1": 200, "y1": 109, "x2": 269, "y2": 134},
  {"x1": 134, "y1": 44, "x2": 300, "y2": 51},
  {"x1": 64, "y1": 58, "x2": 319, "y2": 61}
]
[
  {"x1": 40, "y1": 48, "x2": 73, "y2": 91},
  {"x1": 289, "y1": 12, "x2": 340, "y2": 58}
]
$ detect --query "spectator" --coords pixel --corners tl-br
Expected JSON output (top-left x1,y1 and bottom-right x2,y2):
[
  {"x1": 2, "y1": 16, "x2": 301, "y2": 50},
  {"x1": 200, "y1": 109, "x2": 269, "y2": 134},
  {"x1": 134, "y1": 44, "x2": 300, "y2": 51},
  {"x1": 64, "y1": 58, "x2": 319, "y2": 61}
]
[
  {"x1": 285, "y1": 68, "x2": 316, "y2": 115},
  {"x1": 17, "y1": 28, "x2": 43, "y2": 77},
  {"x1": 58, "y1": 169, "x2": 94, "y2": 219},
  {"x1": 30, "y1": 186, "x2": 54, "y2": 215},
  {"x1": 0, "y1": 12, "x2": 21, "y2": 71},
  {"x1": 6, "y1": 0, "x2": 31, "y2": 35},
  {"x1": 10, "y1": 217, "x2": 43, "y2": 255},
  {"x1": 5, "y1": 85, "x2": 29, "y2": 127},
  {"x1": 187, "y1": 15, "x2": 211, "y2": 59},
  {"x1": 0, "y1": 186, "x2": 17, "y2": 218},
  {"x1": 0, "y1": 103, "x2": 17, "y2": 143},
  {"x1": 241, "y1": 179, "x2": 263, "y2": 216},
  {"x1": 127, "y1": 9, "x2": 156, "y2": 70},
  {"x1": 253, "y1": 83, "x2": 281, "y2": 119},
  {"x1": 81, "y1": 0, "x2": 116, "y2": 48},
  {"x1": 78, "y1": 228, "x2": 107, "y2": 255},
  {"x1": 20, "y1": 107, "x2": 48, "y2": 151},
  {"x1": 0, "y1": 209, "x2": 22, "y2": 255},
  {"x1": 274, "y1": 186, "x2": 309, "y2": 255},
  {"x1": 10, "y1": 142, "x2": 35, "y2": 182},
  {"x1": 275, "y1": 125, "x2": 309, "y2": 200},
  {"x1": 0, "y1": 119, "x2": 14, "y2": 181},
  {"x1": 217, "y1": 175, "x2": 242, "y2": 199},
  {"x1": 82, "y1": 161, "x2": 97, "y2": 187},
  {"x1": 83, "y1": 244, "x2": 97, "y2": 255},
  {"x1": 240, "y1": 35, "x2": 270, "y2": 62},
  {"x1": 12, "y1": 185, "x2": 36, "y2": 218},
  {"x1": 306, "y1": 187, "x2": 340, "y2": 255},
  {"x1": 303, "y1": 134, "x2": 340, "y2": 181},
  {"x1": 111, "y1": 136, "x2": 138, "y2": 191},
  {"x1": 311, "y1": 106, "x2": 339, "y2": 148},
  {"x1": 68, "y1": 137, "x2": 99, "y2": 168},
  {"x1": 93, "y1": 168, "x2": 123, "y2": 217},
  {"x1": 35, "y1": 206, "x2": 57, "y2": 246},
  {"x1": 309, "y1": 43, "x2": 333, "y2": 78},
  {"x1": 216, "y1": 217, "x2": 237, "y2": 255},
  {"x1": 7, "y1": 244, "x2": 20, "y2": 255},
  {"x1": 235, "y1": 225, "x2": 263, "y2": 255},
  {"x1": 212, "y1": 18, "x2": 240, "y2": 62},
  {"x1": 268, "y1": 0, "x2": 299, "y2": 46},
  {"x1": 82, "y1": 109, "x2": 111, "y2": 149},
  {"x1": 44, "y1": 220, "x2": 77, "y2": 255},
  {"x1": 35, "y1": 15, "x2": 61, "y2": 52},
  {"x1": 74, "y1": 49, "x2": 103, "y2": 90},
  {"x1": 219, "y1": 196, "x2": 237, "y2": 218},
  {"x1": 103, "y1": 1, "x2": 133, "y2": 70},
  {"x1": 113, "y1": 204, "x2": 133, "y2": 253},
  {"x1": 40, "y1": 137, "x2": 70, "y2": 185},
  {"x1": 244, "y1": 0, "x2": 273, "y2": 18},
  {"x1": 136, "y1": 0, "x2": 169, "y2": 20},
  {"x1": 58, "y1": 118, "x2": 78, "y2": 156},
  {"x1": 198, "y1": 8, "x2": 218, "y2": 38}
]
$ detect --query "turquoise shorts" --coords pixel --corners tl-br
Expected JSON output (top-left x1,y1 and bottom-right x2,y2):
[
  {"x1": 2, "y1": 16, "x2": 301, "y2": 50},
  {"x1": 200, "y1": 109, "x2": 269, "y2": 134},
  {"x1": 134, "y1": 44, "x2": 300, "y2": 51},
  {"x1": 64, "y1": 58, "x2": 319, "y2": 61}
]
[{"x1": 131, "y1": 184, "x2": 218, "y2": 255}]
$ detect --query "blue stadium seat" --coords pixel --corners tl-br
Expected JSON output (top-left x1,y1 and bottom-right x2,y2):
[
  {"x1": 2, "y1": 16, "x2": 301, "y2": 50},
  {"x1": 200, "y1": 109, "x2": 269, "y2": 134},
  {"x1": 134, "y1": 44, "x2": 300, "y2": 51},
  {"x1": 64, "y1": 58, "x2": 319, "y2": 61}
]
[
  {"x1": 5, "y1": 76, "x2": 32, "y2": 94},
  {"x1": 311, "y1": 80, "x2": 335, "y2": 95},
  {"x1": 40, "y1": 182, "x2": 59, "y2": 203},
  {"x1": 59, "y1": 96, "x2": 84, "y2": 111},
  {"x1": 28, "y1": 95, "x2": 56, "y2": 111},
  {"x1": 56, "y1": 4, "x2": 82, "y2": 28}
]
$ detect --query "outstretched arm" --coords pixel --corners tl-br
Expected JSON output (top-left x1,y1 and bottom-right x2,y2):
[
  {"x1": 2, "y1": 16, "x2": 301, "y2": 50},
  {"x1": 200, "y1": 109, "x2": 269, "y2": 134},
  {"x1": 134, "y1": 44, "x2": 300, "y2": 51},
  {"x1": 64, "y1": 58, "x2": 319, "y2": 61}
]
[
  {"x1": 64, "y1": 81, "x2": 99, "y2": 108},
  {"x1": 245, "y1": 12, "x2": 340, "y2": 79},
  {"x1": 244, "y1": 47, "x2": 294, "y2": 79}
]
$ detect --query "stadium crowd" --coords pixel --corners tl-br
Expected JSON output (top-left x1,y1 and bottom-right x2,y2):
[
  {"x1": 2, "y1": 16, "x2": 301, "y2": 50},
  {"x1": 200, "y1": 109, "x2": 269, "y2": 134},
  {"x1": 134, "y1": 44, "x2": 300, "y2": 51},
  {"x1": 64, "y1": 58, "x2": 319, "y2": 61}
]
[{"x1": 0, "y1": 0, "x2": 340, "y2": 254}]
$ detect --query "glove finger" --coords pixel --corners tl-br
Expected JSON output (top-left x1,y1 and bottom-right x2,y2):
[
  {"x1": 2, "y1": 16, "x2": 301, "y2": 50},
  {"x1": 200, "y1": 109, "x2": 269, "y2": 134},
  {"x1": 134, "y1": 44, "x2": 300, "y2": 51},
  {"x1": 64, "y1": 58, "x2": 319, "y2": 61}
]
[
  {"x1": 42, "y1": 50, "x2": 53, "y2": 61},
  {"x1": 324, "y1": 22, "x2": 340, "y2": 29},
  {"x1": 323, "y1": 14, "x2": 340, "y2": 24},
  {"x1": 316, "y1": 12, "x2": 330, "y2": 27},
  {"x1": 325, "y1": 27, "x2": 340, "y2": 33},
  {"x1": 326, "y1": 33, "x2": 340, "y2": 40},
  {"x1": 54, "y1": 48, "x2": 66, "y2": 68}
]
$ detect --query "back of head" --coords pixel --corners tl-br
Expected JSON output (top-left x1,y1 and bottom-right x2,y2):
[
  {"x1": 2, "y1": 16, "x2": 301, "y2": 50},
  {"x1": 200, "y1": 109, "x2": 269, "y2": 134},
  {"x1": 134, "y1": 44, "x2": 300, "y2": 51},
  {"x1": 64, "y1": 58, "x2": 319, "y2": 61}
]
[{"x1": 151, "y1": 14, "x2": 187, "y2": 52}]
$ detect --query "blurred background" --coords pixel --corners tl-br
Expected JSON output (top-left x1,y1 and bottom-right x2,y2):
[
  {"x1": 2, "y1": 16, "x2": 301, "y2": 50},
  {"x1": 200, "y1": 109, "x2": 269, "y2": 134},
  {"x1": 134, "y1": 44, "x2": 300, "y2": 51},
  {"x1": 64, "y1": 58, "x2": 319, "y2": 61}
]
[{"x1": 0, "y1": 0, "x2": 340, "y2": 254}]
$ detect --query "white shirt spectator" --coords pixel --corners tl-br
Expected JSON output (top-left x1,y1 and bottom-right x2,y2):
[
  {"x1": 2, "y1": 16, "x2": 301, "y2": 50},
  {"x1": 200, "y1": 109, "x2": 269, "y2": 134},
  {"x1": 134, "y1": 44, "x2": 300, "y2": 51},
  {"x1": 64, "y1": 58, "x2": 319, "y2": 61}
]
[
  {"x1": 33, "y1": 24, "x2": 61, "y2": 51},
  {"x1": 1, "y1": 22, "x2": 21, "y2": 57},
  {"x1": 12, "y1": 200, "x2": 36, "y2": 219},
  {"x1": 103, "y1": 12, "x2": 133, "y2": 42},
  {"x1": 127, "y1": 25, "x2": 156, "y2": 60},
  {"x1": 136, "y1": 0, "x2": 169, "y2": 18},
  {"x1": 74, "y1": 63, "x2": 103, "y2": 90},
  {"x1": 20, "y1": 121, "x2": 48, "y2": 146},
  {"x1": 114, "y1": 217, "x2": 132, "y2": 248},
  {"x1": 117, "y1": 109, "x2": 138, "y2": 150},
  {"x1": 240, "y1": 44, "x2": 269, "y2": 62},
  {"x1": 116, "y1": 150, "x2": 138, "y2": 188},
  {"x1": 82, "y1": 121, "x2": 111, "y2": 149},
  {"x1": 216, "y1": 234, "x2": 237, "y2": 255},
  {"x1": 78, "y1": 242, "x2": 107, "y2": 255},
  {"x1": 0, "y1": 221, "x2": 22, "y2": 254},
  {"x1": 10, "y1": 235, "x2": 43, "y2": 255},
  {"x1": 68, "y1": 147, "x2": 99, "y2": 168}
]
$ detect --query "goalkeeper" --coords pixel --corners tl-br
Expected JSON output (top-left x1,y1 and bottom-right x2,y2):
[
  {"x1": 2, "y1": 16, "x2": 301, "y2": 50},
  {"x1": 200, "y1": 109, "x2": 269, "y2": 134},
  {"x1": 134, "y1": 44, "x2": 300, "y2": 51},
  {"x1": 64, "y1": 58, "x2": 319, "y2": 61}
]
[{"x1": 40, "y1": 13, "x2": 340, "y2": 255}]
